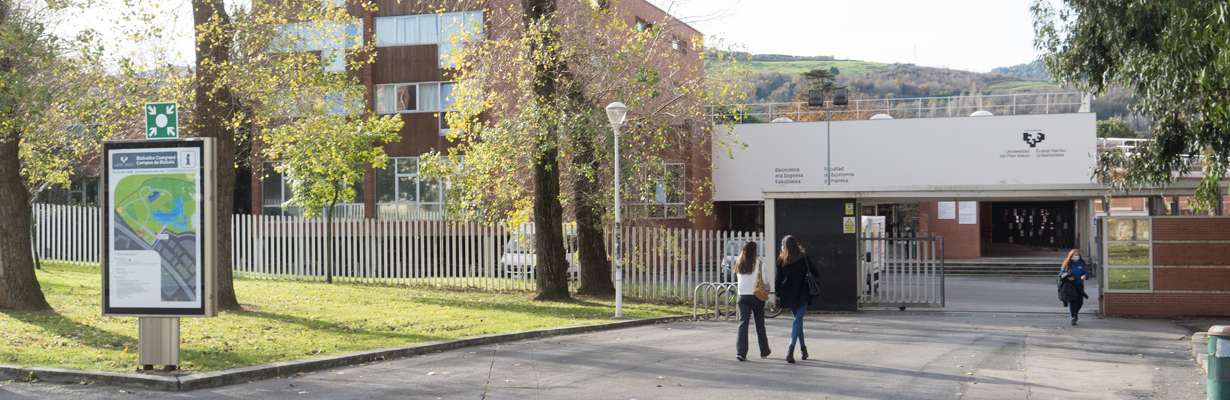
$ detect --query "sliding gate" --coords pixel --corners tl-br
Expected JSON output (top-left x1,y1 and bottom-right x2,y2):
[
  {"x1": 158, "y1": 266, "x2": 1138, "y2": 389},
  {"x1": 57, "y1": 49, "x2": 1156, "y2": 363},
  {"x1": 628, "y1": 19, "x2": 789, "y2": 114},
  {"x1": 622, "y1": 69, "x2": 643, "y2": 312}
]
[{"x1": 858, "y1": 234, "x2": 945, "y2": 310}]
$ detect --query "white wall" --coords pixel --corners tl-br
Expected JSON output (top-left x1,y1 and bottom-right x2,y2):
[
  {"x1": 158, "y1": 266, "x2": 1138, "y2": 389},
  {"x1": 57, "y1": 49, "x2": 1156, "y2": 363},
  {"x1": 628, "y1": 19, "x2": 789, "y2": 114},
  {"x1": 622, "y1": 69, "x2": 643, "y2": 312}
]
[{"x1": 712, "y1": 113, "x2": 1097, "y2": 201}]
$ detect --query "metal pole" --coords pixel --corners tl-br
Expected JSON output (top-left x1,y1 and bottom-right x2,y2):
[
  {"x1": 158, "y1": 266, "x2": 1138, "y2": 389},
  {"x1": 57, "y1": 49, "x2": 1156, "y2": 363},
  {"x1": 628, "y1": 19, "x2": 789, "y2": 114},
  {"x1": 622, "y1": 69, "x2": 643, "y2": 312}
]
[
  {"x1": 613, "y1": 123, "x2": 624, "y2": 319},
  {"x1": 826, "y1": 107, "x2": 831, "y2": 186}
]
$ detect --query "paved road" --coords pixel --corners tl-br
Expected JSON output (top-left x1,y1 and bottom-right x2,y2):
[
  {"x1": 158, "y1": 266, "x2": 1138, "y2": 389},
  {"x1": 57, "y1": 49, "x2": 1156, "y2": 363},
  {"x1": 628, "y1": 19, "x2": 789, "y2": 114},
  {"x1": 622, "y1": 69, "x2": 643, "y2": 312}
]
[{"x1": 1, "y1": 310, "x2": 1205, "y2": 399}]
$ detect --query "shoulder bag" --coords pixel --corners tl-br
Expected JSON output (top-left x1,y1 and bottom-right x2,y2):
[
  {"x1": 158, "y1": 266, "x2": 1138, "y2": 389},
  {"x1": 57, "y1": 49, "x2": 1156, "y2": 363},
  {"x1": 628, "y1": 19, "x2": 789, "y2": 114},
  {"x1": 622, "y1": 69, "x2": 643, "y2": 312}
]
[
  {"x1": 753, "y1": 260, "x2": 769, "y2": 301},
  {"x1": 803, "y1": 256, "x2": 821, "y2": 296}
]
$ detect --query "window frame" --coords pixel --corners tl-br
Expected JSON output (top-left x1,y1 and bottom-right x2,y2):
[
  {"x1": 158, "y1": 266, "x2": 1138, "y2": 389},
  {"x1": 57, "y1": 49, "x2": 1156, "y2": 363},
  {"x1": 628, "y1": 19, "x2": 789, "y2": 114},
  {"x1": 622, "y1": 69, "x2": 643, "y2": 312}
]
[
  {"x1": 261, "y1": 161, "x2": 364, "y2": 217},
  {"x1": 1101, "y1": 216, "x2": 1153, "y2": 293},
  {"x1": 374, "y1": 81, "x2": 457, "y2": 115},
  {"x1": 629, "y1": 162, "x2": 686, "y2": 220},
  {"x1": 375, "y1": 157, "x2": 448, "y2": 220}
]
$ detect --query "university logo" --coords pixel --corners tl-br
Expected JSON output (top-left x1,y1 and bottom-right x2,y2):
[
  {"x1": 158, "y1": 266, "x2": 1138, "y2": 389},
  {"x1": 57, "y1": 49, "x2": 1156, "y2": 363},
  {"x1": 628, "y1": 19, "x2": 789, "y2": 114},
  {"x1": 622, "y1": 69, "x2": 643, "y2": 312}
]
[{"x1": 1023, "y1": 132, "x2": 1045, "y2": 147}]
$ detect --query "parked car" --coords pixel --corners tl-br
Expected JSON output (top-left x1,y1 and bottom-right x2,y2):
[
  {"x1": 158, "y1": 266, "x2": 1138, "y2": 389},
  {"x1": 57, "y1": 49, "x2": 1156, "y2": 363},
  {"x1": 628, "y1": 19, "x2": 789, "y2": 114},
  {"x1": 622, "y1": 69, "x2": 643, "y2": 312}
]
[
  {"x1": 499, "y1": 227, "x2": 580, "y2": 280},
  {"x1": 720, "y1": 239, "x2": 765, "y2": 282}
]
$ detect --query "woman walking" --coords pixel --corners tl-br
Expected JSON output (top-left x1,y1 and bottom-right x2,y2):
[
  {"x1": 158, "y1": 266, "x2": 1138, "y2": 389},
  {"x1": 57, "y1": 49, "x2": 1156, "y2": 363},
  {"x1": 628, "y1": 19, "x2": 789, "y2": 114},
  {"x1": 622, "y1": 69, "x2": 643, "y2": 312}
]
[
  {"x1": 734, "y1": 240, "x2": 771, "y2": 361},
  {"x1": 774, "y1": 235, "x2": 819, "y2": 363},
  {"x1": 1059, "y1": 250, "x2": 1090, "y2": 325}
]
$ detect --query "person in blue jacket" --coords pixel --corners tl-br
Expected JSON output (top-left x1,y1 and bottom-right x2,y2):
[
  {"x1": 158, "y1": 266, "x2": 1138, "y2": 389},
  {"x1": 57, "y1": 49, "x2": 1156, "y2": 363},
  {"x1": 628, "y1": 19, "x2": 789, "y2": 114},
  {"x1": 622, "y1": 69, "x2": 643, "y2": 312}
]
[{"x1": 1059, "y1": 249, "x2": 1090, "y2": 325}]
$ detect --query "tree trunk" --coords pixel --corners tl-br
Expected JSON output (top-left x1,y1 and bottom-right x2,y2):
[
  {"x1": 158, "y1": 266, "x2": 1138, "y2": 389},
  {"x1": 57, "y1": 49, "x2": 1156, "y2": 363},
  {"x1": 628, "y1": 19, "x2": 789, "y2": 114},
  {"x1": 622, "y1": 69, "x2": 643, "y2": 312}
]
[
  {"x1": 0, "y1": 137, "x2": 51, "y2": 311},
  {"x1": 193, "y1": 0, "x2": 241, "y2": 310},
  {"x1": 573, "y1": 143, "x2": 614, "y2": 297},
  {"x1": 532, "y1": 147, "x2": 571, "y2": 300},
  {"x1": 523, "y1": 0, "x2": 571, "y2": 301}
]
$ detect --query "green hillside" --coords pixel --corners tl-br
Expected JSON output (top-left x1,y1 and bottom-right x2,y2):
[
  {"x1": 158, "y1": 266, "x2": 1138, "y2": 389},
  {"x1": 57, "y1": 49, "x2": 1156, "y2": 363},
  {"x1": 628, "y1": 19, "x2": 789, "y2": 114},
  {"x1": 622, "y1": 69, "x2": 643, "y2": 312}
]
[{"x1": 741, "y1": 60, "x2": 891, "y2": 76}]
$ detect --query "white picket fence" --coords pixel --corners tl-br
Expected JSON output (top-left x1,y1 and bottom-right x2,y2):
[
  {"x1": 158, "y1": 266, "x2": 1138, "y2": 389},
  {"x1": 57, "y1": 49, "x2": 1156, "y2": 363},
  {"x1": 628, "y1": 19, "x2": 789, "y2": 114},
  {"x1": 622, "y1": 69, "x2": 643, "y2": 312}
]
[
  {"x1": 30, "y1": 204, "x2": 766, "y2": 301},
  {"x1": 32, "y1": 203, "x2": 103, "y2": 267}
]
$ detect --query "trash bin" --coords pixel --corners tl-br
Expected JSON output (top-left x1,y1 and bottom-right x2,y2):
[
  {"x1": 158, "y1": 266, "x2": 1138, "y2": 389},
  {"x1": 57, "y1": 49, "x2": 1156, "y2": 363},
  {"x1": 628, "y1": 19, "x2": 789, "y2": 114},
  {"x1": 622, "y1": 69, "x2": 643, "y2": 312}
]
[{"x1": 1209, "y1": 326, "x2": 1230, "y2": 400}]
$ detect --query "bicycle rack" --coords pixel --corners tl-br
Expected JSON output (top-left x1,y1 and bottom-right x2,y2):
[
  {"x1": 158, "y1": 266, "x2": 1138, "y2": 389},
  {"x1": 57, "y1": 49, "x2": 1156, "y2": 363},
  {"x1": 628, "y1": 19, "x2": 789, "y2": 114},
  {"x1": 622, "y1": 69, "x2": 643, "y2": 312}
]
[{"x1": 692, "y1": 282, "x2": 738, "y2": 320}]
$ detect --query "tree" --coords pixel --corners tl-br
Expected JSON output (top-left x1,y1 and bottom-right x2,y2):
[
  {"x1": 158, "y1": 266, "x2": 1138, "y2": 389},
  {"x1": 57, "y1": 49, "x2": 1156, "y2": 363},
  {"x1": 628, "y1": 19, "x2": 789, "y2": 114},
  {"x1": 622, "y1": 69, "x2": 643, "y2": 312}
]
[
  {"x1": 179, "y1": 0, "x2": 374, "y2": 308},
  {"x1": 0, "y1": 0, "x2": 119, "y2": 311},
  {"x1": 262, "y1": 113, "x2": 402, "y2": 283},
  {"x1": 1096, "y1": 118, "x2": 1139, "y2": 139},
  {"x1": 800, "y1": 67, "x2": 836, "y2": 92},
  {"x1": 1033, "y1": 0, "x2": 1230, "y2": 211},
  {"x1": 829, "y1": 66, "x2": 839, "y2": 76},
  {"x1": 428, "y1": 1, "x2": 747, "y2": 300}
]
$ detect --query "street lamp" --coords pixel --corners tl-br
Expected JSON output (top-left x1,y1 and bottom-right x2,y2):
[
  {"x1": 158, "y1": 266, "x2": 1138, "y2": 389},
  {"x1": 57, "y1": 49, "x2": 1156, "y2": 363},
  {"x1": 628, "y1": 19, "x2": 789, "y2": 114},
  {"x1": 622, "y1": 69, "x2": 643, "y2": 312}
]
[
  {"x1": 605, "y1": 101, "x2": 627, "y2": 319},
  {"x1": 808, "y1": 89, "x2": 848, "y2": 185}
]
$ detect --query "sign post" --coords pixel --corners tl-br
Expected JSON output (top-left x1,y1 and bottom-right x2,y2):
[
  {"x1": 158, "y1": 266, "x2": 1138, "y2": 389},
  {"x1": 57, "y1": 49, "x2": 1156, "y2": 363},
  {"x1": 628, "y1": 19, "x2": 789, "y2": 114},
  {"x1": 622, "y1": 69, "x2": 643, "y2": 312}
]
[
  {"x1": 102, "y1": 137, "x2": 215, "y2": 371},
  {"x1": 144, "y1": 102, "x2": 179, "y2": 139}
]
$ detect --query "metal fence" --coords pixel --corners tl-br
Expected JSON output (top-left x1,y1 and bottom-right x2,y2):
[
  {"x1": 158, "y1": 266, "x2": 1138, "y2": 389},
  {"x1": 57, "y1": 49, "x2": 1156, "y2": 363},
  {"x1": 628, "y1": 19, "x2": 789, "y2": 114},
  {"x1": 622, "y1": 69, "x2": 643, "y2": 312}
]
[
  {"x1": 708, "y1": 92, "x2": 1086, "y2": 122},
  {"x1": 30, "y1": 202, "x2": 765, "y2": 301},
  {"x1": 858, "y1": 232, "x2": 945, "y2": 310}
]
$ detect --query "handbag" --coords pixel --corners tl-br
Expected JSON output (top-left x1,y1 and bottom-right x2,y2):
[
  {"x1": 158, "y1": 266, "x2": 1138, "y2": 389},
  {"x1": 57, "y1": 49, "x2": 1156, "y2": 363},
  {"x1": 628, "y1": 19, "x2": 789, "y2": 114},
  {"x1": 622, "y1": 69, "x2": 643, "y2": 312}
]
[
  {"x1": 753, "y1": 261, "x2": 769, "y2": 302},
  {"x1": 803, "y1": 257, "x2": 821, "y2": 296}
]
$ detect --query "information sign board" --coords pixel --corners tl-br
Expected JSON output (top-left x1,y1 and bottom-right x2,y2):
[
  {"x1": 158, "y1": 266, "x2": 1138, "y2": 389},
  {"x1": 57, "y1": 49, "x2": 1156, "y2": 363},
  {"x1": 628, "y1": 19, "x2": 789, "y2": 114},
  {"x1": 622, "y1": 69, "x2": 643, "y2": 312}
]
[{"x1": 102, "y1": 139, "x2": 216, "y2": 317}]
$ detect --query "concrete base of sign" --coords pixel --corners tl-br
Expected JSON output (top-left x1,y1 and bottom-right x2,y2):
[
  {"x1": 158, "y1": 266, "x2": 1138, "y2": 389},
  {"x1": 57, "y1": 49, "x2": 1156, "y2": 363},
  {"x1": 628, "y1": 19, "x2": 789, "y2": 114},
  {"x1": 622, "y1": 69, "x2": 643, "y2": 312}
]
[{"x1": 138, "y1": 317, "x2": 179, "y2": 368}]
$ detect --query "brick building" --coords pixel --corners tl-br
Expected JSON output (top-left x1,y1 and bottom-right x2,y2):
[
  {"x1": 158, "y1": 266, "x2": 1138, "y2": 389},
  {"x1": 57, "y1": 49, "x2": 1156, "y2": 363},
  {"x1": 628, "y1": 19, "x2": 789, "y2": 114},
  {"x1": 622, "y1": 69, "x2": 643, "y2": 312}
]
[{"x1": 252, "y1": 0, "x2": 717, "y2": 229}]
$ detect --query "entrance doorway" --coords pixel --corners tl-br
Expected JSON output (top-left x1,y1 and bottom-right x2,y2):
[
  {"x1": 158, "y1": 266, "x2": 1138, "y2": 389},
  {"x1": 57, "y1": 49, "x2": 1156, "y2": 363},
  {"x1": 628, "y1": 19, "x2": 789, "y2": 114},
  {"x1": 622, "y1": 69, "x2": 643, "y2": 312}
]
[{"x1": 989, "y1": 201, "x2": 1076, "y2": 249}]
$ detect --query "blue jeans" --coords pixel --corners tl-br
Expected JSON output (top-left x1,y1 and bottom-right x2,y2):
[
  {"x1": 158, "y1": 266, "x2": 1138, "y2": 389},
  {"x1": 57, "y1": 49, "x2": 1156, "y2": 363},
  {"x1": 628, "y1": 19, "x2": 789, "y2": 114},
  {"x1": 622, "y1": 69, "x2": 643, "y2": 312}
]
[{"x1": 788, "y1": 303, "x2": 808, "y2": 348}]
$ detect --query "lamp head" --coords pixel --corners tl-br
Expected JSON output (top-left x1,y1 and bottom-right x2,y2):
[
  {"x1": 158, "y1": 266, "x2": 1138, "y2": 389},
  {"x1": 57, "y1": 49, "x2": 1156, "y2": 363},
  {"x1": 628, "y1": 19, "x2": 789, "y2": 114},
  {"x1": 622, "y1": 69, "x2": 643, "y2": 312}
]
[{"x1": 606, "y1": 102, "x2": 628, "y2": 128}]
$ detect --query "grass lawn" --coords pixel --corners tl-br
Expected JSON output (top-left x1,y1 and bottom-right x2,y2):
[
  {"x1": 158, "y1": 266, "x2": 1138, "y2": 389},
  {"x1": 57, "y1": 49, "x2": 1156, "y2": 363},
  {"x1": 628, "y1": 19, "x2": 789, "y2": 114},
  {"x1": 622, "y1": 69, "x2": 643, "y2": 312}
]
[
  {"x1": 708, "y1": 60, "x2": 892, "y2": 76},
  {"x1": 0, "y1": 262, "x2": 692, "y2": 374},
  {"x1": 1106, "y1": 268, "x2": 1150, "y2": 291}
]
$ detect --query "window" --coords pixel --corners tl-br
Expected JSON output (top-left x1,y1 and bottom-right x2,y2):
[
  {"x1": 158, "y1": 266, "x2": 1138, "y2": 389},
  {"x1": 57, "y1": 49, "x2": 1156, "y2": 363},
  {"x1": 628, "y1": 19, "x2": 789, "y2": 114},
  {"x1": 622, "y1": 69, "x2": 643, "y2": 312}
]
[
  {"x1": 375, "y1": 81, "x2": 456, "y2": 114},
  {"x1": 635, "y1": 18, "x2": 652, "y2": 32},
  {"x1": 374, "y1": 11, "x2": 482, "y2": 67},
  {"x1": 279, "y1": 21, "x2": 359, "y2": 72},
  {"x1": 672, "y1": 39, "x2": 687, "y2": 54},
  {"x1": 375, "y1": 157, "x2": 446, "y2": 220},
  {"x1": 1103, "y1": 217, "x2": 1151, "y2": 292},
  {"x1": 262, "y1": 162, "x2": 363, "y2": 218},
  {"x1": 629, "y1": 163, "x2": 685, "y2": 219}
]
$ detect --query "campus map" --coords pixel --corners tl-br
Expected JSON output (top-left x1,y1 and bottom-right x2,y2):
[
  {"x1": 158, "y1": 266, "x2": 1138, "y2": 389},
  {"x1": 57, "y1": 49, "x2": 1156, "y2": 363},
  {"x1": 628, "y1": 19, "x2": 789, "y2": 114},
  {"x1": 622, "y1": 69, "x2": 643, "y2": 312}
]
[{"x1": 111, "y1": 172, "x2": 199, "y2": 302}]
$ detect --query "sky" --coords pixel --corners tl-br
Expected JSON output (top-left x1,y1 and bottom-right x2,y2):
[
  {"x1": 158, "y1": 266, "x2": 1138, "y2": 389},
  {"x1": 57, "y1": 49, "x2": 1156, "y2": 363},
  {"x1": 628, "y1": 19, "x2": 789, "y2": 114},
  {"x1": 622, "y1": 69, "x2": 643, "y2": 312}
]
[
  {"x1": 64, "y1": 0, "x2": 1061, "y2": 73},
  {"x1": 651, "y1": 0, "x2": 1056, "y2": 72}
]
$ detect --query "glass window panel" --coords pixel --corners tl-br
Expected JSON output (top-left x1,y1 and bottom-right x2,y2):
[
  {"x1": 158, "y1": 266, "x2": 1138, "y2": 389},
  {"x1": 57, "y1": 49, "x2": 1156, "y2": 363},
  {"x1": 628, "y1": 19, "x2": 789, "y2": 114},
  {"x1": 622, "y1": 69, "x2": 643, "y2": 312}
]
[
  {"x1": 420, "y1": 82, "x2": 440, "y2": 111},
  {"x1": 420, "y1": 204, "x2": 441, "y2": 219},
  {"x1": 421, "y1": 178, "x2": 441, "y2": 203},
  {"x1": 375, "y1": 85, "x2": 395, "y2": 114},
  {"x1": 349, "y1": 178, "x2": 364, "y2": 204},
  {"x1": 665, "y1": 164, "x2": 685, "y2": 204},
  {"x1": 262, "y1": 163, "x2": 283, "y2": 207},
  {"x1": 375, "y1": 18, "x2": 395, "y2": 46},
  {"x1": 1107, "y1": 218, "x2": 1150, "y2": 241},
  {"x1": 397, "y1": 157, "x2": 417, "y2": 174},
  {"x1": 398, "y1": 176, "x2": 418, "y2": 202},
  {"x1": 1108, "y1": 243, "x2": 1150, "y2": 265},
  {"x1": 396, "y1": 84, "x2": 417, "y2": 111},
  {"x1": 397, "y1": 16, "x2": 416, "y2": 44},
  {"x1": 375, "y1": 163, "x2": 395, "y2": 203},
  {"x1": 324, "y1": 49, "x2": 345, "y2": 72},
  {"x1": 1107, "y1": 268, "x2": 1150, "y2": 290},
  {"x1": 441, "y1": 82, "x2": 455, "y2": 109},
  {"x1": 418, "y1": 14, "x2": 438, "y2": 44},
  {"x1": 464, "y1": 12, "x2": 482, "y2": 35}
]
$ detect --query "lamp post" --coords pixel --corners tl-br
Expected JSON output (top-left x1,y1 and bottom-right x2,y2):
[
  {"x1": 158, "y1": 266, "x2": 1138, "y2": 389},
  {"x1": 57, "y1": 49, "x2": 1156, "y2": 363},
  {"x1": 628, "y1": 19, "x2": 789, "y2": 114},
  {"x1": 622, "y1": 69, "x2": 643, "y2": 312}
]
[
  {"x1": 808, "y1": 89, "x2": 848, "y2": 185},
  {"x1": 605, "y1": 102, "x2": 628, "y2": 319}
]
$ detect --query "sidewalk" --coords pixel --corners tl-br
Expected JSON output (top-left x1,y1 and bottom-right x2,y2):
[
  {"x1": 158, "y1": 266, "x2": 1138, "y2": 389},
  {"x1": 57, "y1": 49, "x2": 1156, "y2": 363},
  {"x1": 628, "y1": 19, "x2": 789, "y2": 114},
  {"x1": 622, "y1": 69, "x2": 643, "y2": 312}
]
[{"x1": 1, "y1": 311, "x2": 1206, "y2": 399}]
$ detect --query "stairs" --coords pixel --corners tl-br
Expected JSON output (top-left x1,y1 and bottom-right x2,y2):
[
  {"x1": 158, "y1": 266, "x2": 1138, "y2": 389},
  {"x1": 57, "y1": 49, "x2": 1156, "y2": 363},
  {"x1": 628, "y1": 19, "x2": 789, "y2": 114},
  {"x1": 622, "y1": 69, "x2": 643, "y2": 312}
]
[{"x1": 943, "y1": 258, "x2": 1063, "y2": 276}]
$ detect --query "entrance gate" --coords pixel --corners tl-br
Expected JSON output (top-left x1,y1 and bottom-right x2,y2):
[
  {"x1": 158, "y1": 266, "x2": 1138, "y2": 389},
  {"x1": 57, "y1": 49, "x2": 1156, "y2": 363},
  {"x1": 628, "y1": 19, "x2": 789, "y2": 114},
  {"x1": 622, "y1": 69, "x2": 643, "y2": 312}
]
[{"x1": 858, "y1": 234, "x2": 945, "y2": 310}]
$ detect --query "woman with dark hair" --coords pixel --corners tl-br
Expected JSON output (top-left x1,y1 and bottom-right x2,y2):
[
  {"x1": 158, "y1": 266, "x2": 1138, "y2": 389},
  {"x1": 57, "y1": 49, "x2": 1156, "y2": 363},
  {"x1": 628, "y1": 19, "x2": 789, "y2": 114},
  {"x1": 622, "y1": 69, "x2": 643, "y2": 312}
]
[
  {"x1": 1059, "y1": 249, "x2": 1090, "y2": 325},
  {"x1": 774, "y1": 235, "x2": 819, "y2": 363},
  {"x1": 733, "y1": 240, "x2": 771, "y2": 361}
]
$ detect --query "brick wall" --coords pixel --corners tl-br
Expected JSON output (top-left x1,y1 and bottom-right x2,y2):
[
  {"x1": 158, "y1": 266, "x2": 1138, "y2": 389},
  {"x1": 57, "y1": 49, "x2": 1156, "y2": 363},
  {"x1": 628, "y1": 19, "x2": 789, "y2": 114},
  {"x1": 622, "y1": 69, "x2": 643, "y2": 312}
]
[
  {"x1": 1103, "y1": 216, "x2": 1230, "y2": 316},
  {"x1": 918, "y1": 202, "x2": 981, "y2": 258}
]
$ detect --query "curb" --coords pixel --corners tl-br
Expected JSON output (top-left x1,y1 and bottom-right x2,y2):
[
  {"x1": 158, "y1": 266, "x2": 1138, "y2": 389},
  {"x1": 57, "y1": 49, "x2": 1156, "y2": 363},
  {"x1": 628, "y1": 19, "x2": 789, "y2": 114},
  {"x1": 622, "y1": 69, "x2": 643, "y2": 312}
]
[
  {"x1": 1193, "y1": 332, "x2": 1208, "y2": 373},
  {"x1": 9, "y1": 314, "x2": 693, "y2": 392}
]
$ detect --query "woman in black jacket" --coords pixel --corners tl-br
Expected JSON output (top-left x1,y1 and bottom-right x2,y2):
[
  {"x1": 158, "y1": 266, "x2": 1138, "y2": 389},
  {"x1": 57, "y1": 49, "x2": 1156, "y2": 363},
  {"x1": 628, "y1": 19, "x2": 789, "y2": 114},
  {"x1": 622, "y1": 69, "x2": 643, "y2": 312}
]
[
  {"x1": 1057, "y1": 271, "x2": 1088, "y2": 325},
  {"x1": 774, "y1": 235, "x2": 819, "y2": 363}
]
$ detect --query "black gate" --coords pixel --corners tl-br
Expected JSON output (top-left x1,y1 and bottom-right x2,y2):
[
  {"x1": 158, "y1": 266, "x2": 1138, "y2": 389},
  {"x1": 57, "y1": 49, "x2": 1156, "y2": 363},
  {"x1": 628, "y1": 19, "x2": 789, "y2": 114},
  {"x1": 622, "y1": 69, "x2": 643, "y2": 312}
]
[{"x1": 990, "y1": 201, "x2": 1075, "y2": 248}]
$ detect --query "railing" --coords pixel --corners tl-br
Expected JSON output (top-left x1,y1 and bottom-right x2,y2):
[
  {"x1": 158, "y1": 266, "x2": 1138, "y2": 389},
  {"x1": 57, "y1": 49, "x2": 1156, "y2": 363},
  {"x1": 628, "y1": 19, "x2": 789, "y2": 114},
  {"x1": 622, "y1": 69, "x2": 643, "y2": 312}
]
[
  {"x1": 858, "y1": 232, "x2": 945, "y2": 310},
  {"x1": 707, "y1": 92, "x2": 1086, "y2": 123}
]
